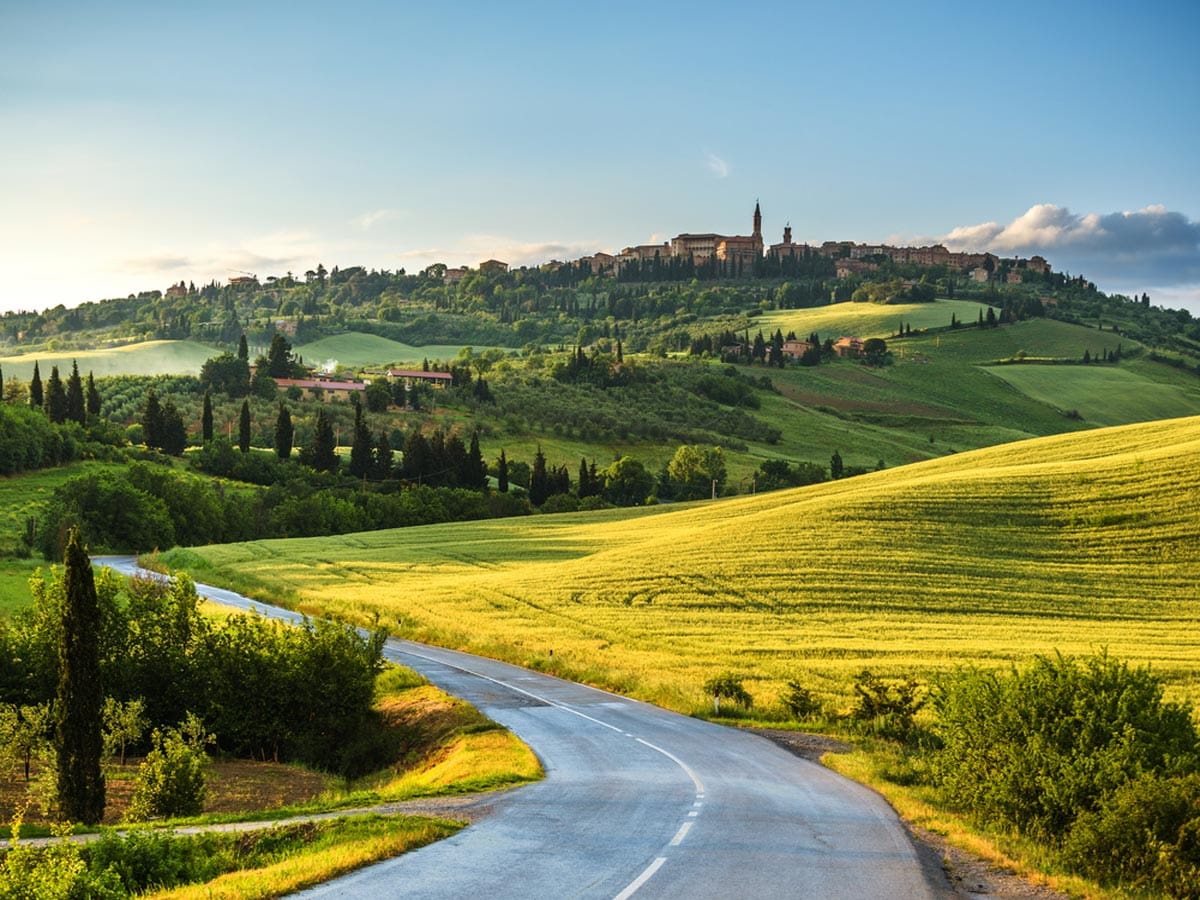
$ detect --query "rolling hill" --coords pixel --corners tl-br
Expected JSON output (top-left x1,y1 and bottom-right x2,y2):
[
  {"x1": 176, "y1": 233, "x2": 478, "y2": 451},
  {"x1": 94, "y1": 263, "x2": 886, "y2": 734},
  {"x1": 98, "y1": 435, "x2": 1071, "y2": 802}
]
[
  {"x1": 165, "y1": 415, "x2": 1200, "y2": 712},
  {"x1": 294, "y1": 333, "x2": 516, "y2": 369},
  {"x1": 0, "y1": 340, "x2": 215, "y2": 379}
]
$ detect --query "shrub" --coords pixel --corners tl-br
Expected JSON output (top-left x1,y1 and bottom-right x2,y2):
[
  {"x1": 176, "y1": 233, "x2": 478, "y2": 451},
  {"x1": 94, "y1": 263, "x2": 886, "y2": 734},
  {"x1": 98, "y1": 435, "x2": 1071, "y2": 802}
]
[
  {"x1": 932, "y1": 652, "x2": 1198, "y2": 841},
  {"x1": 1062, "y1": 772, "x2": 1200, "y2": 896},
  {"x1": 781, "y1": 680, "x2": 822, "y2": 720},
  {"x1": 126, "y1": 714, "x2": 213, "y2": 821},
  {"x1": 703, "y1": 673, "x2": 752, "y2": 715},
  {"x1": 851, "y1": 669, "x2": 922, "y2": 741}
]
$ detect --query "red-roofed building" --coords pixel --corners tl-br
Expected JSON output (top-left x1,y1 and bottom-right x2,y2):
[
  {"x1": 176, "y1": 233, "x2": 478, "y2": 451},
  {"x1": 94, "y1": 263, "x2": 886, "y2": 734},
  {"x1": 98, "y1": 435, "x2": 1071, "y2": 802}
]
[{"x1": 274, "y1": 378, "x2": 366, "y2": 402}]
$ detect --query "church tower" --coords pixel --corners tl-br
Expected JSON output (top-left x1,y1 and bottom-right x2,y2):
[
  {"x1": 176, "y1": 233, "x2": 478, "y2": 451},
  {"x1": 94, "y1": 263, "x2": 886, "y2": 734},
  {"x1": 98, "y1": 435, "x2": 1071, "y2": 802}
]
[
  {"x1": 783, "y1": 223, "x2": 792, "y2": 245},
  {"x1": 753, "y1": 201, "x2": 762, "y2": 238}
]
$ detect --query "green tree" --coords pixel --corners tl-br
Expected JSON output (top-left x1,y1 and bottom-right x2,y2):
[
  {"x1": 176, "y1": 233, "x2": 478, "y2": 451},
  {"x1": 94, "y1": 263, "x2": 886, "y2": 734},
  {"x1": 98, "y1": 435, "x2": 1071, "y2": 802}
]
[
  {"x1": 372, "y1": 430, "x2": 393, "y2": 480},
  {"x1": 102, "y1": 697, "x2": 147, "y2": 767},
  {"x1": 274, "y1": 403, "x2": 293, "y2": 460},
  {"x1": 365, "y1": 379, "x2": 391, "y2": 413},
  {"x1": 159, "y1": 399, "x2": 187, "y2": 456},
  {"x1": 496, "y1": 449, "x2": 509, "y2": 493},
  {"x1": 237, "y1": 400, "x2": 251, "y2": 453},
  {"x1": 66, "y1": 361, "x2": 85, "y2": 424},
  {"x1": 44, "y1": 365, "x2": 67, "y2": 424},
  {"x1": 529, "y1": 446, "x2": 550, "y2": 506},
  {"x1": 266, "y1": 333, "x2": 296, "y2": 378},
  {"x1": 55, "y1": 527, "x2": 106, "y2": 824},
  {"x1": 199, "y1": 352, "x2": 250, "y2": 397},
  {"x1": 237, "y1": 333, "x2": 248, "y2": 361},
  {"x1": 28, "y1": 360, "x2": 43, "y2": 408},
  {"x1": 466, "y1": 430, "x2": 487, "y2": 489},
  {"x1": 142, "y1": 389, "x2": 163, "y2": 449},
  {"x1": 601, "y1": 456, "x2": 655, "y2": 506},
  {"x1": 201, "y1": 391, "x2": 213, "y2": 443},
  {"x1": 85, "y1": 371, "x2": 101, "y2": 419},
  {"x1": 666, "y1": 445, "x2": 726, "y2": 500},
  {"x1": 127, "y1": 713, "x2": 212, "y2": 820},
  {"x1": 830, "y1": 449, "x2": 844, "y2": 480},
  {"x1": 349, "y1": 402, "x2": 373, "y2": 479},
  {"x1": 310, "y1": 408, "x2": 338, "y2": 474}
]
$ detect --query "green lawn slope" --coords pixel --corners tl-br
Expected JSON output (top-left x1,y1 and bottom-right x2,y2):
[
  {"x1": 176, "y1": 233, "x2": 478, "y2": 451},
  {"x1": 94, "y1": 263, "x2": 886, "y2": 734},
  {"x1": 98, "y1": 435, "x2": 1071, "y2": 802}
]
[
  {"x1": 295, "y1": 334, "x2": 515, "y2": 369},
  {"x1": 165, "y1": 416, "x2": 1200, "y2": 712},
  {"x1": 0, "y1": 340, "x2": 214, "y2": 379}
]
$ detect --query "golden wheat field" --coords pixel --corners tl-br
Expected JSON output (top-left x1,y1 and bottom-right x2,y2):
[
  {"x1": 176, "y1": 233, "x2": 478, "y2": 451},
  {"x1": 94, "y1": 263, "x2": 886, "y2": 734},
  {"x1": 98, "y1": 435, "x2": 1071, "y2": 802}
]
[{"x1": 166, "y1": 416, "x2": 1200, "y2": 713}]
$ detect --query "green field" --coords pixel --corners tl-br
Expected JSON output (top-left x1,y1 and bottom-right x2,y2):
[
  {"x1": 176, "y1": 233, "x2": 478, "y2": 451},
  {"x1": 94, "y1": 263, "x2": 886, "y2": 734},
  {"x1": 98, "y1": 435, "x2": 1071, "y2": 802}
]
[
  {"x1": 295, "y1": 333, "x2": 516, "y2": 369},
  {"x1": 756, "y1": 298, "x2": 996, "y2": 341},
  {"x1": 0, "y1": 340, "x2": 215, "y2": 380},
  {"x1": 985, "y1": 364, "x2": 1200, "y2": 425},
  {"x1": 164, "y1": 416, "x2": 1200, "y2": 714}
]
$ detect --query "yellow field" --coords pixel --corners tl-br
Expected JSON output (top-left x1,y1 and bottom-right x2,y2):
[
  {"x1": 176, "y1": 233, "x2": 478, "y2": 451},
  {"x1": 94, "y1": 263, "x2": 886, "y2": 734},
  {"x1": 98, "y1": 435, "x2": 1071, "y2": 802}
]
[{"x1": 166, "y1": 416, "x2": 1200, "y2": 713}]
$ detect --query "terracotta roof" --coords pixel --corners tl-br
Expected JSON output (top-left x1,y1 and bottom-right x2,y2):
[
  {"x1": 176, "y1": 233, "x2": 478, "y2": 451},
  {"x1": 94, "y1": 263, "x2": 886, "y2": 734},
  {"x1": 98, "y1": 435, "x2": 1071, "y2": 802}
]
[{"x1": 387, "y1": 369, "x2": 453, "y2": 380}]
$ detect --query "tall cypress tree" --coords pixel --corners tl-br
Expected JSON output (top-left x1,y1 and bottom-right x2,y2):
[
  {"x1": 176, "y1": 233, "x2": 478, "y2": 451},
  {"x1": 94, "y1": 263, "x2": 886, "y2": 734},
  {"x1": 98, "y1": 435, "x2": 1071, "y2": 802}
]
[
  {"x1": 201, "y1": 391, "x2": 214, "y2": 443},
  {"x1": 530, "y1": 446, "x2": 550, "y2": 506},
  {"x1": 29, "y1": 361, "x2": 43, "y2": 408},
  {"x1": 66, "y1": 360, "x2": 85, "y2": 424},
  {"x1": 238, "y1": 399, "x2": 251, "y2": 453},
  {"x1": 274, "y1": 403, "x2": 293, "y2": 460},
  {"x1": 349, "y1": 402, "x2": 373, "y2": 478},
  {"x1": 160, "y1": 399, "x2": 187, "y2": 456},
  {"x1": 373, "y1": 429, "x2": 394, "y2": 480},
  {"x1": 45, "y1": 365, "x2": 67, "y2": 423},
  {"x1": 467, "y1": 430, "x2": 486, "y2": 489},
  {"x1": 312, "y1": 408, "x2": 338, "y2": 473},
  {"x1": 237, "y1": 334, "x2": 249, "y2": 361},
  {"x1": 86, "y1": 371, "x2": 101, "y2": 418},
  {"x1": 142, "y1": 389, "x2": 163, "y2": 448},
  {"x1": 56, "y1": 527, "x2": 106, "y2": 824},
  {"x1": 497, "y1": 449, "x2": 509, "y2": 493}
]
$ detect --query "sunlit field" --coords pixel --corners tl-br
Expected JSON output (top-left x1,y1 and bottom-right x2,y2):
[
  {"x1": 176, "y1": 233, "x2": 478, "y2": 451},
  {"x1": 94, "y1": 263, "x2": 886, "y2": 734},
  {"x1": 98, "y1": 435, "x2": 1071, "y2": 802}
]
[
  {"x1": 0, "y1": 340, "x2": 215, "y2": 379},
  {"x1": 756, "y1": 298, "x2": 995, "y2": 341},
  {"x1": 986, "y1": 364, "x2": 1200, "y2": 425},
  {"x1": 165, "y1": 416, "x2": 1200, "y2": 713},
  {"x1": 294, "y1": 333, "x2": 516, "y2": 369}
]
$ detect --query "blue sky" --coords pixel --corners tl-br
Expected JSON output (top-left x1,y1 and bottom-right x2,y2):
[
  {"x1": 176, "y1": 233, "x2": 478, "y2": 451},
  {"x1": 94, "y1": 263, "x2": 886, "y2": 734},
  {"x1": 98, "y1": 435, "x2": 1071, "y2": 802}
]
[{"x1": 2, "y1": 1, "x2": 1199, "y2": 314}]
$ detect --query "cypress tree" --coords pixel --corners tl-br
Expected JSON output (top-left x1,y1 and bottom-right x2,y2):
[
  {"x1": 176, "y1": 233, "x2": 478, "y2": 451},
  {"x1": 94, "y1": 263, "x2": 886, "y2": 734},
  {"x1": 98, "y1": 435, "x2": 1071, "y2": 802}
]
[
  {"x1": 373, "y1": 429, "x2": 393, "y2": 480},
  {"x1": 201, "y1": 391, "x2": 214, "y2": 443},
  {"x1": 530, "y1": 446, "x2": 550, "y2": 506},
  {"x1": 29, "y1": 361, "x2": 43, "y2": 408},
  {"x1": 86, "y1": 371, "x2": 101, "y2": 418},
  {"x1": 142, "y1": 389, "x2": 163, "y2": 448},
  {"x1": 66, "y1": 360, "x2": 85, "y2": 424},
  {"x1": 349, "y1": 402, "x2": 373, "y2": 478},
  {"x1": 56, "y1": 527, "x2": 106, "y2": 824},
  {"x1": 579, "y1": 457, "x2": 591, "y2": 498},
  {"x1": 274, "y1": 403, "x2": 293, "y2": 460},
  {"x1": 45, "y1": 365, "x2": 67, "y2": 423},
  {"x1": 238, "y1": 400, "x2": 251, "y2": 453},
  {"x1": 312, "y1": 408, "x2": 338, "y2": 473},
  {"x1": 237, "y1": 334, "x2": 249, "y2": 361},
  {"x1": 468, "y1": 430, "x2": 486, "y2": 489},
  {"x1": 830, "y1": 449, "x2": 844, "y2": 480},
  {"x1": 497, "y1": 449, "x2": 509, "y2": 493},
  {"x1": 160, "y1": 399, "x2": 187, "y2": 456}
]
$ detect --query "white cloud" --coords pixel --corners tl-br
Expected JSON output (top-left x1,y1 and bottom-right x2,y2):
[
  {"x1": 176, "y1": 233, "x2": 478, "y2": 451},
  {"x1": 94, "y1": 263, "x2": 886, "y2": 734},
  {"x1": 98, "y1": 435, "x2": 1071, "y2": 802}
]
[
  {"x1": 353, "y1": 208, "x2": 401, "y2": 231},
  {"x1": 705, "y1": 152, "x2": 730, "y2": 178},
  {"x1": 457, "y1": 234, "x2": 606, "y2": 268},
  {"x1": 935, "y1": 203, "x2": 1200, "y2": 291}
]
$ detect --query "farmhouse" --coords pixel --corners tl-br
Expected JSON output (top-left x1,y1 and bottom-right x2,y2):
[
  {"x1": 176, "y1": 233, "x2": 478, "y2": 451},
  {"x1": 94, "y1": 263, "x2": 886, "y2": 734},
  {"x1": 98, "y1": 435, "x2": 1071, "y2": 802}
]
[
  {"x1": 833, "y1": 336, "x2": 864, "y2": 359},
  {"x1": 387, "y1": 369, "x2": 453, "y2": 389},
  {"x1": 274, "y1": 378, "x2": 367, "y2": 402}
]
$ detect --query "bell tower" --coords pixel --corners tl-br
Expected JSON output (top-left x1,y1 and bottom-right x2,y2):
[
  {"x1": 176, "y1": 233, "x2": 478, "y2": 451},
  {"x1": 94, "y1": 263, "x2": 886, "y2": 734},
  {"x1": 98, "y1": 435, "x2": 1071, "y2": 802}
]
[
  {"x1": 783, "y1": 223, "x2": 792, "y2": 245},
  {"x1": 753, "y1": 200, "x2": 762, "y2": 239}
]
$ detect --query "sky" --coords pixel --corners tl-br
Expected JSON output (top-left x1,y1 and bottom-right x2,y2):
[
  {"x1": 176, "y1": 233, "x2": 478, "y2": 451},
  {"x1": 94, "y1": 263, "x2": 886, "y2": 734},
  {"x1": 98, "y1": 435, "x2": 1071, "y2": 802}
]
[{"x1": 2, "y1": 0, "x2": 1199, "y2": 315}]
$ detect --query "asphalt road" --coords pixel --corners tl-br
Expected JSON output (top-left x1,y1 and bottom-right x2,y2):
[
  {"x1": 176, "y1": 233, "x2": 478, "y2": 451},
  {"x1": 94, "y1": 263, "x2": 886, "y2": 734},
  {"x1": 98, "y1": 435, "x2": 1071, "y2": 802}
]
[{"x1": 96, "y1": 556, "x2": 948, "y2": 899}]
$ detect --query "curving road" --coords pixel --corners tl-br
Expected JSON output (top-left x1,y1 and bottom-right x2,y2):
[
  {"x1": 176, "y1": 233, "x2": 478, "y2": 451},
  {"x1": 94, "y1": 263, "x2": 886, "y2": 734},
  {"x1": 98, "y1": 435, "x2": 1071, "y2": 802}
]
[{"x1": 96, "y1": 557, "x2": 948, "y2": 899}]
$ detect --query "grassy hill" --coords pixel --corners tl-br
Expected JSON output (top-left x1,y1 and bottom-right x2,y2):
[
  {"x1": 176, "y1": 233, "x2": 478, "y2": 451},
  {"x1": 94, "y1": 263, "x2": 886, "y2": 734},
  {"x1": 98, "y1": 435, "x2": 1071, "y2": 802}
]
[
  {"x1": 756, "y1": 298, "x2": 996, "y2": 341},
  {"x1": 0, "y1": 340, "x2": 214, "y2": 379},
  {"x1": 294, "y1": 333, "x2": 515, "y2": 369},
  {"x1": 164, "y1": 415, "x2": 1200, "y2": 713}
]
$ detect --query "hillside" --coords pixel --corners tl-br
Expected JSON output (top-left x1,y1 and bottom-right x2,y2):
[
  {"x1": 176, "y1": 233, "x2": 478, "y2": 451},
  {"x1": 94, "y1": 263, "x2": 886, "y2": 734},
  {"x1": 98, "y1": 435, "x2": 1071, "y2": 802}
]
[
  {"x1": 294, "y1": 333, "x2": 515, "y2": 369},
  {"x1": 166, "y1": 415, "x2": 1200, "y2": 711},
  {"x1": 0, "y1": 340, "x2": 214, "y2": 379}
]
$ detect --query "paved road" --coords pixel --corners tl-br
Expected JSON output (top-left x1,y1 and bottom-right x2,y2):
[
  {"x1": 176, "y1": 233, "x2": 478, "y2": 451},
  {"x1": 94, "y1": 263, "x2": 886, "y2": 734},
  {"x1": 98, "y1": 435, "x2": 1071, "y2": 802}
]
[{"x1": 96, "y1": 557, "x2": 948, "y2": 899}]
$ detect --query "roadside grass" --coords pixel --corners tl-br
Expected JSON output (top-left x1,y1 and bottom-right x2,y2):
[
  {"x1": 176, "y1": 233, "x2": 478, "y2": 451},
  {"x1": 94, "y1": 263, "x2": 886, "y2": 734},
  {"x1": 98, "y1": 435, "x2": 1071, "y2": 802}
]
[
  {"x1": 0, "y1": 340, "x2": 215, "y2": 380},
  {"x1": 0, "y1": 461, "x2": 128, "y2": 559},
  {"x1": 294, "y1": 333, "x2": 516, "y2": 369},
  {"x1": 0, "y1": 558, "x2": 42, "y2": 616},
  {"x1": 161, "y1": 415, "x2": 1200, "y2": 715},
  {"x1": 756, "y1": 298, "x2": 995, "y2": 341},
  {"x1": 129, "y1": 816, "x2": 460, "y2": 900}
]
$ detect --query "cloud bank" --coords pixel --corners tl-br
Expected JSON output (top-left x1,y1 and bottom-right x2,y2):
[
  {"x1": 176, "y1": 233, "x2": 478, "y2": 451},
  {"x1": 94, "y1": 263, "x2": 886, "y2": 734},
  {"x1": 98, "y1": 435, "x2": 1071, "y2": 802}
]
[{"x1": 937, "y1": 203, "x2": 1200, "y2": 292}]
